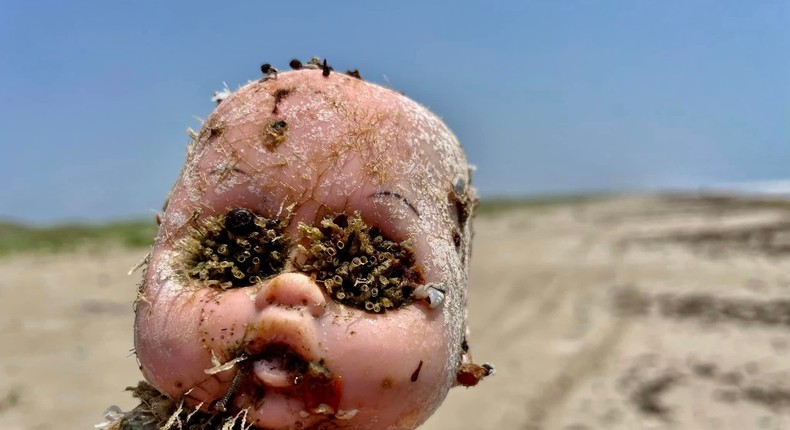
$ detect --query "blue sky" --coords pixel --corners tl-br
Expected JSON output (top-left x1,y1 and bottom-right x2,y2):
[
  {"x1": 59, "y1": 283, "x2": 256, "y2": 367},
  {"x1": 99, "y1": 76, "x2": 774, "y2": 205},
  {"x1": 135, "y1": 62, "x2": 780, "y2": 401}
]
[{"x1": 1, "y1": 1, "x2": 787, "y2": 223}]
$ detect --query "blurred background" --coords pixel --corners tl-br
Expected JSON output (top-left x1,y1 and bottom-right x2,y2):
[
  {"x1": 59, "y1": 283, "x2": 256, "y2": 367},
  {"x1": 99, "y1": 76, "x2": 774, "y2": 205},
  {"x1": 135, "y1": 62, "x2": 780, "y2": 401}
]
[
  {"x1": 1, "y1": 1, "x2": 788, "y2": 429},
  {"x1": 1, "y1": 1, "x2": 788, "y2": 223}
]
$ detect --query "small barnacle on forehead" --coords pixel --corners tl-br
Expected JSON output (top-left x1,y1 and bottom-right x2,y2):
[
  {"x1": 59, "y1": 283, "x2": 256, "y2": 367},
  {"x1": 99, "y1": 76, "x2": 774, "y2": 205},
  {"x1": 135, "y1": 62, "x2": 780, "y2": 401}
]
[
  {"x1": 322, "y1": 59, "x2": 332, "y2": 77},
  {"x1": 263, "y1": 120, "x2": 288, "y2": 151},
  {"x1": 260, "y1": 63, "x2": 278, "y2": 80},
  {"x1": 345, "y1": 69, "x2": 363, "y2": 80},
  {"x1": 304, "y1": 57, "x2": 322, "y2": 70}
]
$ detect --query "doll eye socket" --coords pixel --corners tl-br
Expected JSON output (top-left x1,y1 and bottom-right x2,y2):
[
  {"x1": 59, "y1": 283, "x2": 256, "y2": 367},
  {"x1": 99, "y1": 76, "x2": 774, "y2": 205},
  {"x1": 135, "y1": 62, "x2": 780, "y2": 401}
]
[
  {"x1": 178, "y1": 208, "x2": 289, "y2": 289},
  {"x1": 296, "y1": 213, "x2": 424, "y2": 313}
]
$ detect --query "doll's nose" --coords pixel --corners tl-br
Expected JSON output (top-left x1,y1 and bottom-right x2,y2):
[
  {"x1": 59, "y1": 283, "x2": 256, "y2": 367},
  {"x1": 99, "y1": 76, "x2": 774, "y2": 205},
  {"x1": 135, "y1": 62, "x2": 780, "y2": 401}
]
[{"x1": 255, "y1": 273, "x2": 327, "y2": 317}]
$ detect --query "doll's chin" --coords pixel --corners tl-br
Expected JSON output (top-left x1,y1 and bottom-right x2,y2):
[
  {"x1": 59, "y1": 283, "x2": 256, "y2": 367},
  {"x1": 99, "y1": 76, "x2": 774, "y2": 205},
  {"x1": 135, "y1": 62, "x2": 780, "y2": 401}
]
[
  {"x1": 234, "y1": 390, "x2": 363, "y2": 429},
  {"x1": 236, "y1": 390, "x2": 314, "y2": 429}
]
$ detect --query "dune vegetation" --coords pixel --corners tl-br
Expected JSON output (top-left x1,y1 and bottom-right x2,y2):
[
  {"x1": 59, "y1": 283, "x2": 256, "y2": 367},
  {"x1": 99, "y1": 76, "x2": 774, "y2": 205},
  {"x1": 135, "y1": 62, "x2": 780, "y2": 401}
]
[
  {"x1": 0, "y1": 219, "x2": 159, "y2": 256},
  {"x1": 0, "y1": 196, "x2": 606, "y2": 256}
]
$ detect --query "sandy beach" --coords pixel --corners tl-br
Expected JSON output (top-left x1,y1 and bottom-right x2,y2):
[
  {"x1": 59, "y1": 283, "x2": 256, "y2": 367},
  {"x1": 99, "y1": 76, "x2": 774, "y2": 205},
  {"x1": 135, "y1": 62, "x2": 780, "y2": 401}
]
[{"x1": 2, "y1": 194, "x2": 789, "y2": 429}]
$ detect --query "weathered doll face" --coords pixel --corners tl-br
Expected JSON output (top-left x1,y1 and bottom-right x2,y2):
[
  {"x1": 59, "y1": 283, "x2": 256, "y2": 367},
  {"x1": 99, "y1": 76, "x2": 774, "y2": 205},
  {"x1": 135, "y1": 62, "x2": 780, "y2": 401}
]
[{"x1": 134, "y1": 69, "x2": 481, "y2": 429}]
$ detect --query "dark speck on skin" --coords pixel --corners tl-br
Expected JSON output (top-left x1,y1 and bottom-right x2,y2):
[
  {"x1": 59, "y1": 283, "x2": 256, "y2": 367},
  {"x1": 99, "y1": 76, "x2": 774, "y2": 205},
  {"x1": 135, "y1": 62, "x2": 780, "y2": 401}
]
[
  {"x1": 371, "y1": 191, "x2": 420, "y2": 217},
  {"x1": 272, "y1": 88, "x2": 293, "y2": 114},
  {"x1": 411, "y1": 360, "x2": 424, "y2": 382}
]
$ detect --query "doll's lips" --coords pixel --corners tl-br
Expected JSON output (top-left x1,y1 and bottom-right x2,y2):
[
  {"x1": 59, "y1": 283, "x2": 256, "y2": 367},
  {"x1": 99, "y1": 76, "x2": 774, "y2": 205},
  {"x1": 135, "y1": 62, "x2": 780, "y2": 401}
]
[
  {"x1": 226, "y1": 310, "x2": 344, "y2": 421},
  {"x1": 251, "y1": 343, "x2": 307, "y2": 388},
  {"x1": 242, "y1": 344, "x2": 344, "y2": 421}
]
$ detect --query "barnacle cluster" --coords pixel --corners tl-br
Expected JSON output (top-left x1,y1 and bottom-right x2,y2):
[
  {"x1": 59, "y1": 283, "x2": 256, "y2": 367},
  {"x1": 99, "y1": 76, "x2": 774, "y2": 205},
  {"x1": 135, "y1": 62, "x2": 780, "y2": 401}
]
[
  {"x1": 180, "y1": 208, "x2": 288, "y2": 289},
  {"x1": 298, "y1": 213, "x2": 423, "y2": 313}
]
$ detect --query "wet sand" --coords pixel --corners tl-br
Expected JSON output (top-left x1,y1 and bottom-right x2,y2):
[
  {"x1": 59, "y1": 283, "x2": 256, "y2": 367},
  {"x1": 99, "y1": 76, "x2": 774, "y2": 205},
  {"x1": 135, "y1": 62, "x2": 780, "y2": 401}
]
[{"x1": 2, "y1": 195, "x2": 790, "y2": 429}]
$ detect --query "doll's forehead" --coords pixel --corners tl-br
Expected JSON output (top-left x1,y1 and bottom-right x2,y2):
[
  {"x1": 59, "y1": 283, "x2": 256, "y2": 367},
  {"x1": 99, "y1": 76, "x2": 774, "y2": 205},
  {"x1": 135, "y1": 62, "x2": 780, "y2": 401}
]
[
  {"x1": 176, "y1": 71, "x2": 472, "y2": 247},
  {"x1": 193, "y1": 71, "x2": 467, "y2": 184},
  {"x1": 189, "y1": 144, "x2": 452, "y2": 229}
]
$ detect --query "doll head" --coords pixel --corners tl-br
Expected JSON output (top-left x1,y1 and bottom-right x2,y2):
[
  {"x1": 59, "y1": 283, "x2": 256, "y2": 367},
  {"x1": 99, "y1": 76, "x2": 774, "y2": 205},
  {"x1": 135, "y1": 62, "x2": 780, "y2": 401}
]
[{"x1": 134, "y1": 62, "x2": 489, "y2": 430}]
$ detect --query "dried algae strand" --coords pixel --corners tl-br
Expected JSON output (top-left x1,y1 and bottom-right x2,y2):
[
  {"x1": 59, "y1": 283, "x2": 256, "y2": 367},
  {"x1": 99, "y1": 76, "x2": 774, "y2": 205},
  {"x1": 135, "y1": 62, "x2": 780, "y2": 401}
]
[
  {"x1": 297, "y1": 213, "x2": 424, "y2": 313},
  {"x1": 178, "y1": 208, "x2": 288, "y2": 289}
]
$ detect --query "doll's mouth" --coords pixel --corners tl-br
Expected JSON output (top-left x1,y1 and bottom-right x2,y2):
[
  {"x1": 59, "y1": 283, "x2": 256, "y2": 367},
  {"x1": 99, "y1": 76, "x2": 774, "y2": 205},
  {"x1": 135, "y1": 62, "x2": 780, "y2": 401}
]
[
  {"x1": 225, "y1": 343, "x2": 345, "y2": 418},
  {"x1": 250, "y1": 343, "x2": 310, "y2": 388}
]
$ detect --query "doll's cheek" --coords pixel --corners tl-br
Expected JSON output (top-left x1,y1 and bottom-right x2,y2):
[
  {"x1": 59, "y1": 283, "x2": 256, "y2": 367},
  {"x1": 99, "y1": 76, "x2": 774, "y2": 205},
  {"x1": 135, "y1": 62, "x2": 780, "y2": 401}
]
[
  {"x1": 134, "y1": 287, "x2": 207, "y2": 393},
  {"x1": 314, "y1": 308, "x2": 451, "y2": 423}
]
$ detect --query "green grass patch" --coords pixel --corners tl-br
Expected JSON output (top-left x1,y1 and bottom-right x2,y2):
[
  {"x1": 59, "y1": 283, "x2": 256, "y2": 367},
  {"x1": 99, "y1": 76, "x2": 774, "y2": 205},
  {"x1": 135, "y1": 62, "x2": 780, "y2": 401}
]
[
  {"x1": 0, "y1": 219, "x2": 158, "y2": 256},
  {"x1": 476, "y1": 193, "x2": 603, "y2": 215},
  {"x1": 0, "y1": 193, "x2": 606, "y2": 256}
]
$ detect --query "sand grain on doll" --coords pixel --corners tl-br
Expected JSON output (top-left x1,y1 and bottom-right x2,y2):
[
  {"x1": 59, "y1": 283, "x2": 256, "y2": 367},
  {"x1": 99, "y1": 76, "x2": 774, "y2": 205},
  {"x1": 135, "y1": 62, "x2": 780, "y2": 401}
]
[{"x1": 121, "y1": 58, "x2": 491, "y2": 430}]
